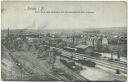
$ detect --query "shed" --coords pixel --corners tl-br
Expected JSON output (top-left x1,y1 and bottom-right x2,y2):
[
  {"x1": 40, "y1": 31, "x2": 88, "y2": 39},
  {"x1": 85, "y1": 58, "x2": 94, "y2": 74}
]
[{"x1": 75, "y1": 44, "x2": 94, "y2": 54}]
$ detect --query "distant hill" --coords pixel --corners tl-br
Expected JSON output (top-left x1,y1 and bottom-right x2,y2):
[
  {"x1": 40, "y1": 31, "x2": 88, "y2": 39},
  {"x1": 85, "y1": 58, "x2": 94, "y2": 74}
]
[{"x1": 1, "y1": 27, "x2": 127, "y2": 33}]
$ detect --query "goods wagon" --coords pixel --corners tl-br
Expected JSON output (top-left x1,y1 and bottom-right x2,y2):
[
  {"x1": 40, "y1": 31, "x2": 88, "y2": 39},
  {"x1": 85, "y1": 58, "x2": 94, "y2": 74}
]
[{"x1": 76, "y1": 59, "x2": 96, "y2": 67}]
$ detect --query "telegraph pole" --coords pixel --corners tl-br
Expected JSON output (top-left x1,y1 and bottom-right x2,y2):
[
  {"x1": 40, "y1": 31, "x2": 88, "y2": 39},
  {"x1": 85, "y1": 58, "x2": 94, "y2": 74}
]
[
  {"x1": 72, "y1": 36, "x2": 75, "y2": 47},
  {"x1": 117, "y1": 38, "x2": 120, "y2": 60},
  {"x1": 7, "y1": 27, "x2": 10, "y2": 50},
  {"x1": 8, "y1": 28, "x2": 10, "y2": 37},
  {"x1": 92, "y1": 38, "x2": 95, "y2": 48}
]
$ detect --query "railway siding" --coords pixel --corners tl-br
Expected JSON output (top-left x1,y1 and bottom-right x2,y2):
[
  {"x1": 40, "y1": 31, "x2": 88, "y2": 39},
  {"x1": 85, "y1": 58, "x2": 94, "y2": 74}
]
[
  {"x1": 8, "y1": 50, "x2": 88, "y2": 81},
  {"x1": 59, "y1": 49, "x2": 127, "y2": 74}
]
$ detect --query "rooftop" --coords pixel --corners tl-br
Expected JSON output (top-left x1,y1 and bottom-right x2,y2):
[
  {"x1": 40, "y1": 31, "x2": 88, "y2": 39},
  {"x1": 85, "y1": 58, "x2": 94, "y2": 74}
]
[{"x1": 75, "y1": 44, "x2": 92, "y2": 49}]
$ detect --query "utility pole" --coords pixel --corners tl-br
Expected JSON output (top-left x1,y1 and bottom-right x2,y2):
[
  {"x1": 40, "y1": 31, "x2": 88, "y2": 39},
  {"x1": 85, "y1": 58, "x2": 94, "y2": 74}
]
[
  {"x1": 7, "y1": 27, "x2": 10, "y2": 50},
  {"x1": 72, "y1": 36, "x2": 75, "y2": 47},
  {"x1": 92, "y1": 38, "x2": 95, "y2": 48},
  {"x1": 117, "y1": 38, "x2": 120, "y2": 60},
  {"x1": 8, "y1": 28, "x2": 10, "y2": 37}
]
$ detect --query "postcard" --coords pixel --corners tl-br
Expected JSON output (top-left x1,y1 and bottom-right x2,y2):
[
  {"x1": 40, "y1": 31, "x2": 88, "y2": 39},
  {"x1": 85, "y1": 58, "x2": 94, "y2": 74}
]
[{"x1": 1, "y1": 1, "x2": 127, "y2": 81}]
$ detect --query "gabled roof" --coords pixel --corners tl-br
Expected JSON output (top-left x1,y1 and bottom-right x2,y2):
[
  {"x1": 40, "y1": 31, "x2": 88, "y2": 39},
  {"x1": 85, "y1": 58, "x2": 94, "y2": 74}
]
[{"x1": 75, "y1": 44, "x2": 92, "y2": 49}]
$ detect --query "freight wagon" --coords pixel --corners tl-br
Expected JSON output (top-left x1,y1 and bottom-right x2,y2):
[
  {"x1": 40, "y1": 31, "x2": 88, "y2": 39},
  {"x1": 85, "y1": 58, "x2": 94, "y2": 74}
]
[
  {"x1": 60, "y1": 59, "x2": 83, "y2": 72},
  {"x1": 76, "y1": 59, "x2": 96, "y2": 67}
]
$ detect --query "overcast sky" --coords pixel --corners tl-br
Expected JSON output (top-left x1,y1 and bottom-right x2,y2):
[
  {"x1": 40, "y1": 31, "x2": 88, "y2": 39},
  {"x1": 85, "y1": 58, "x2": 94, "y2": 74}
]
[{"x1": 1, "y1": 1, "x2": 127, "y2": 30}]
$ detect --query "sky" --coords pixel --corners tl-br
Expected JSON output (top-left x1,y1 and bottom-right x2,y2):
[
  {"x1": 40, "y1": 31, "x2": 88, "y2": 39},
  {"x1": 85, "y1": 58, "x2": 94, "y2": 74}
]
[{"x1": 1, "y1": 1, "x2": 127, "y2": 30}]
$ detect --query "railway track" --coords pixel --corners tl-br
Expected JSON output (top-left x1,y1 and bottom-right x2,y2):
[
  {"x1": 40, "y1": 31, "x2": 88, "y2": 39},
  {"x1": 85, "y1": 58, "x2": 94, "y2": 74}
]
[
  {"x1": 3, "y1": 44, "x2": 126, "y2": 81},
  {"x1": 58, "y1": 49, "x2": 127, "y2": 74},
  {"x1": 59, "y1": 60, "x2": 88, "y2": 81},
  {"x1": 45, "y1": 46, "x2": 127, "y2": 74},
  {"x1": 7, "y1": 49, "x2": 87, "y2": 81},
  {"x1": 50, "y1": 47, "x2": 127, "y2": 73},
  {"x1": 53, "y1": 47, "x2": 127, "y2": 65},
  {"x1": 76, "y1": 54, "x2": 127, "y2": 72},
  {"x1": 5, "y1": 49, "x2": 65, "y2": 81},
  {"x1": 2, "y1": 44, "x2": 88, "y2": 81},
  {"x1": 99, "y1": 57, "x2": 127, "y2": 65},
  {"x1": 84, "y1": 55, "x2": 127, "y2": 67},
  {"x1": 10, "y1": 52, "x2": 67, "y2": 80}
]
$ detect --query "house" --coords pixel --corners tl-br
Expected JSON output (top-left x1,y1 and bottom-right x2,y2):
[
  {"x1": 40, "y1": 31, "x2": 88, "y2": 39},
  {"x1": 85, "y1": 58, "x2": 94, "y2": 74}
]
[{"x1": 75, "y1": 44, "x2": 94, "y2": 54}]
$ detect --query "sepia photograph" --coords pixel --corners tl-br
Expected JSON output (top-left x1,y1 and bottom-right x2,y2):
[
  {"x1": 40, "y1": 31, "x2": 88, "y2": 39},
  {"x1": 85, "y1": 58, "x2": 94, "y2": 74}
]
[{"x1": 1, "y1": 1, "x2": 127, "y2": 81}]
